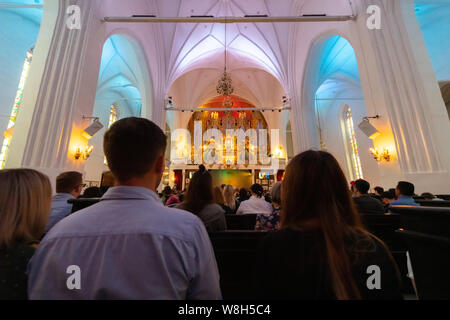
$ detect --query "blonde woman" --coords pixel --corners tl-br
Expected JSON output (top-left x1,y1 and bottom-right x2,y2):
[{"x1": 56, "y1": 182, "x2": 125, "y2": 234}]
[
  {"x1": 0, "y1": 169, "x2": 52, "y2": 300},
  {"x1": 223, "y1": 185, "x2": 238, "y2": 214}
]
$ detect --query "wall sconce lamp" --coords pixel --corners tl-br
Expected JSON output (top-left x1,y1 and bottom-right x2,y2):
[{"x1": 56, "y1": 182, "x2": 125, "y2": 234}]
[
  {"x1": 370, "y1": 147, "x2": 392, "y2": 162},
  {"x1": 358, "y1": 115, "x2": 381, "y2": 140},
  {"x1": 82, "y1": 116, "x2": 104, "y2": 140},
  {"x1": 74, "y1": 145, "x2": 94, "y2": 160}
]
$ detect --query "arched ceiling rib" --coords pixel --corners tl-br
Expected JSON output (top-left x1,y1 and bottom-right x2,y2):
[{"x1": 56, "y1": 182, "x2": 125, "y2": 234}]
[
  {"x1": 0, "y1": 0, "x2": 43, "y2": 26},
  {"x1": 154, "y1": 0, "x2": 296, "y2": 88}
]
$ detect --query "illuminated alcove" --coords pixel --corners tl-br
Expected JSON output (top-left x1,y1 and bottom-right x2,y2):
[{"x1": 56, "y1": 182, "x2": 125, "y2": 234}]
[
  {"x1": 303, "y1": 35, "x2": 379, "y2": 184},
  {"x1": 84, "y1": 34, "x2": 149, "y2": 184}
]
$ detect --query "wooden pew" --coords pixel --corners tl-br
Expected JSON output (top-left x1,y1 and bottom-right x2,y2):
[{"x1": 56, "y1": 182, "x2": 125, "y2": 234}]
[
  {"x1": 416, "y1": 200, "x2": 450, "y2": 208},
  {"x1": 396, "y1": 230, "x2": 450, "y2": 299},
  {"x1": 225, "y1": 214, "x2": 257, "y2": 230}
]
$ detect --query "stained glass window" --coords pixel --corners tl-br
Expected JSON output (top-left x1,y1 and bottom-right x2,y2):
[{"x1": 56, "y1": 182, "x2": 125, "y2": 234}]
[
  {"x1": 345, "y1": 106, "x2": 363, "y2": 180},
  {"x1": 104, "y1": 104, "x2": 118, "y2": 165},
  {"x1": 0, "y1": 48, "x2": 34, "y2": 169}
]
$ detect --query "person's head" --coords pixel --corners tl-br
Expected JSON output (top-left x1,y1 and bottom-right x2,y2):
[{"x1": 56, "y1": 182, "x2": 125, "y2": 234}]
[
  {"x1": 282, "y1": 150, "x2": 383, "y2": 299},
  {"x1": 239, "y1": 188, "x2": 249, "y2": 201},
  {"x1": 221, "y1": 184, "x2": 226, "y2": 190},
  {"x1": 183, "y1": 165, "x2": 213, "y2": 215},
  {"x1": 421, "y1": 192, "x2": 435, "y2": 200},
  {"x1": 270, "y1": 181, "x2": 282, "y2": 207},
  {"x1": 213, "y1": 186, "x2": 225, "y2": 206},
  {"x1": 381, "y1": 191, "x2": 395, "y2": 206},
  {"x1": 0, "y1": 169, "x2": 52, "y2": 248},
  {"x1": 80, "y1": 186, "x2": 101, "y2": 198},
  {"x1": 350, "y1": 181, "x2": 356, "y2": 193},
  {"x1": 223, "y1": 185, "x2": 236, "y2": 210},
  {"x1": 396, "y1": 181, "x2": 415, "y2": 197},
  {"x1": 162, "y1": 186, "x2": 172, "y2": 197},
  {"x1": 250, "y1": 183, "x2": 264, "y2": 198},
  {"x1": 103, "y1": 117, "x2": 167, "y2": 191},
  {"x1": 354, "y1": 179, "x2": 370, "y2": 196},
  {"x1": 56, "y1": 171, "x2": 83, "y2": 197},
  {"x1": 374, "y1": 186, "x2": 384, "y2": 196}
]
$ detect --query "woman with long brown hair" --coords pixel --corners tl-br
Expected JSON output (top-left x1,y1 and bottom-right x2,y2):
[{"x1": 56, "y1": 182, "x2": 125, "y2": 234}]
[
  {"x1": 253, "y1": 150, "x2": 402, "y2": 299},
  {"x1": 0, "y1": 169, "x2": 52, "y2": 300},
  {"x1": 177, "y1": 165, "x2": 226, "y2": 232}
]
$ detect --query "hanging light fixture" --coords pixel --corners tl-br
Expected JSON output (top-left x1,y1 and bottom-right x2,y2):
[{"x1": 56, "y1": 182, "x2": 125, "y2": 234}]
[{"x1": 216, "y1": 17, "x2": 234, "y2": 107}]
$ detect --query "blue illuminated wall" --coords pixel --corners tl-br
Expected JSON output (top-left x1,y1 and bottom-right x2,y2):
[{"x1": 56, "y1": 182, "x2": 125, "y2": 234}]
[
  {"x1": 84, "y1": 34, "x2": 144, "y2": 182},
  {"x1": 414, "y1": 1, "x2": 450, "y2": 81},
  {"x1": 306, "y1": 35, "x2": 379, "y2": 184},
  {"x1": 0, "y1": 0, "x2": 43, "y2": 136}
]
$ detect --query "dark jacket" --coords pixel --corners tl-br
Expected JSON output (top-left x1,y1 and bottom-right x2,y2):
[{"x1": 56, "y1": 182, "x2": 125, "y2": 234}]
[
  {"x1": 0, "y1": 242, "x2": 36, "y2": 300},
  {"x1": 354, "y1": 195, "x2": 385, "y2": 215},
  {"x1": 253, "y1": 228, "x2": 403, "y2": 299}
]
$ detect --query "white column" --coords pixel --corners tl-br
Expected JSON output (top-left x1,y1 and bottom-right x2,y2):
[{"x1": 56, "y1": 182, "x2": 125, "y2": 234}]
[
  {"x1": 6, "y1": 0, "x2": 104, "y2": 186},
  {"x1": 351, "y1": 0, "x2": 450, "y2": 192}
]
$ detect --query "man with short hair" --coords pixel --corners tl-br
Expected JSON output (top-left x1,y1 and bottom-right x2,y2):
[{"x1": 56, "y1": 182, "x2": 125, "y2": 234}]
[
  {"x1": 29, "y1": 117, "x2": 221, "y2": 300},
  {"x1": 391, "y1": 181, "x2": 419, "y2": 206},
  {"x1": 352, "y1": 179, "x2": 385, "y2": 215},
  {"x1": 45, "y1": 171, "x2": 83, "y2": 232}
]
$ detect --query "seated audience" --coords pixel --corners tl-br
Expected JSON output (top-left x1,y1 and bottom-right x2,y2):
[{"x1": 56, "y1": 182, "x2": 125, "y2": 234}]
[
  {"x1": 160, "y1": 186, "x2": 172, "y2": 205},
  {"x1": 352, "y1": 179, "x2": 385, "y2": 215},
  {"x1": 45, "y1": 171, "x2": 83, "y2": 232},
  {"x1": 213, "y1": 186, "x2": 234, "y2": 215},
  {"x1": 374, "y1": 187, "x2": 384, "y2": 197},
  {"x1": 381, "y1": 191, "x2": 395, "y2": 212},
  {"x1": 420, "y1": 192, "x2": 444, "y2": 201},
  {"x1": 0, "y1": 169, "x2": 51, "y2": 300},
  {"x1": 223, "y1": 185, "x2": 238, "y2": 214},
  {"x1": 256, "y1": 182, "x2": 281, "y2": 231},
  {"x1": 177, "y1": 165, "x2": 227, "y2": 232},
  {"x1": 390, "y1": 181, "x2": 419, "y2": 207},
  {"x1": 28, "y1": 117, "x2": 221, "y2": 299},
  {"x1": 237, "y1": 188, "x2": 250, "y2": 202},
  {"x1": 253, "y1": 150, "x2": 402, "y2": 299},
  {"x1": 165, "y1": 192, "x2": 180, "y2": 207},
  {"x1": 236, "y1": 184, "x2": 273, "y2": 215},
  {"x1": 80, "y1": 186, "x2": 101, "y2": 198}
]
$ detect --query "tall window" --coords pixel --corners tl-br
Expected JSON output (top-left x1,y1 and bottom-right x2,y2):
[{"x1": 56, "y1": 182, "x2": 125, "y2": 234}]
[
  {"x1": 104, "y1": 104, "x2": 118, "y2": 165},
  {"x1": 108, "y1": 103, "x2": 118, "y2": 127},
  {"x1": 343, "y1": 106, "x2": 363, "y2": 180},
  {"x1": 0, "y1": 48, "x2": 34, "y2": 169}
]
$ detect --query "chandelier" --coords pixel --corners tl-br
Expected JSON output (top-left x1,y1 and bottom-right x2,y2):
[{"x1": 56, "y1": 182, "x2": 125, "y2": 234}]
[
  {"x1": 216, "y1": 17, "x2": 234, "y2": 107},
  {"x1": 216, "y1": 71, "x2": 234, "y2": 96}
]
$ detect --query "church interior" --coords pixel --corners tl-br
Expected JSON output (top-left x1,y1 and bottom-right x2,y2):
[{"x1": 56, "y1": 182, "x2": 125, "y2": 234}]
[
  {"x1": 0, "y1": 0, "x2": 450, "y2": 302},
  {"x1": 1, "y1": 0, "x2": 449, "y2": 193}
]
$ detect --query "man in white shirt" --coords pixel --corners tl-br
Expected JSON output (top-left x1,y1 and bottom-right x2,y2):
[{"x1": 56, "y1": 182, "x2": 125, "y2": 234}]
[
  {"x1": 236, "y1": 183, "x2": 273, "y2": 215},
  {"x1": 28, "y1": 117, "x2": 221, "y2": 300}
]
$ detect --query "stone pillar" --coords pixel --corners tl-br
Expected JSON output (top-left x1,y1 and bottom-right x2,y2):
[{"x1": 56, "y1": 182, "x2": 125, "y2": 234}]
[
  {"x1": 6, "y1": 0, "x2": 105, "y2": 187},
  {"x1": 351, "y1": 0, "x2": 450, "y2": 192}
]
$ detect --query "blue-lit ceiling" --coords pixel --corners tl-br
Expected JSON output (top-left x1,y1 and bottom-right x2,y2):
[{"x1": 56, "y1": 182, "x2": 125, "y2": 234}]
[
  {"x1": 0, "y1": 0, "x2": 43, "y2": 26},
  {"x1": 97, "y1": 35, "x2": 142, "y2": 115},
  {"x1": 314, "y1": 35, "x2": 360, "y2": 94},
  {"x1": 414, "y1": 0, "x2": 450, "y2": 81}
]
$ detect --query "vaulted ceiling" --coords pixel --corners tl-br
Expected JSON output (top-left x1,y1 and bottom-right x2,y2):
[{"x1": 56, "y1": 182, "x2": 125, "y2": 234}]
[
  {"x1": 414, "y1": 0, "x2": 450, "y2": 81},
  {"x1": 154, "y1": 0, "x2": 297, "y2": 88},
  {"x1": 0, "y1": 0, "x2": 43, "y2": 26}
]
